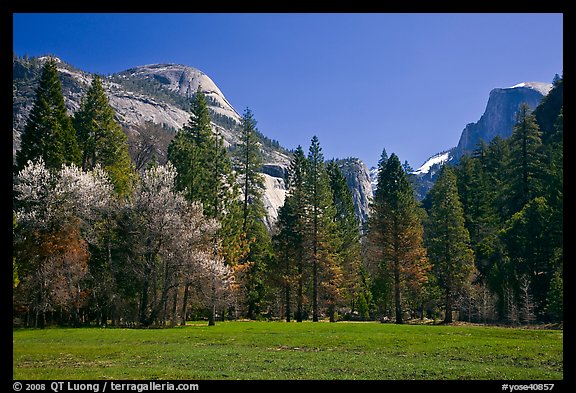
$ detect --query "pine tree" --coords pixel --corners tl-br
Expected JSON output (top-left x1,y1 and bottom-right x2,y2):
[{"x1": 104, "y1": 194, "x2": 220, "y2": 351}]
[
  {"x1": 326, "y1": 160, "x2": 362, "y2": 316},
  {"x1": 500, "y1": 196, "x2": 556, "y2": 320},
  {"x1": 236, "y1": 107, "x2": 265, "y2": 232},
  {"x1": 547, "y1": 269, "x2": 563, "y2": 322},
  {"x1": 425, "y1": 165, "x2": 474, "y2": 323},
  {"x1": 167, "y1": 86, "x2": 233, "y2": 219},
  {"x1": 306, "y1": 136, "x2": 338, "y2": 322},
  {"x1": 484, "y1": 136, "x2": 511, "y2": 223},
  {"x1": 73, "y1": 75, "x2": 133, "y2": 195},
  {"x1": 235, "y1": 107, "x2": 270, "y2": 319},
  {"x1": 505, "y1": 103, "x2": 544, "y2": 216},
  {"x1": 534, "y1": 74, "x2": 563, "y2": 143},
  {"x1": 244, "y1": 218, "x2": 272, "y2": 319},
  {"x1": 287, "y1": 146, "x2": 309, "y2": 322},
  {"x1": 455, "y1": 152, "x2": 499, "y2": 280},
  {"x1": 167, "y1": 88, "x2": 244, "y2": 315},
  {"x1": 16, "y1": 57, "x2": 80, "y2": 171},
  {"x1": 369, "y1": 153, "x2": 430, "y2": 324},
  {"x1": 273, "y1": 199, "x2": 298, "y2": 322},
  {"x1": 365, "y1": 149, "x2": 392, "y2": 317}
]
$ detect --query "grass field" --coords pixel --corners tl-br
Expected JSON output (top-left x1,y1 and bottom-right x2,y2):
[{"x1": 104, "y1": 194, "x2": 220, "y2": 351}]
[{"x1": 13, "y1": 321, "x2": 563, "y2": 380}]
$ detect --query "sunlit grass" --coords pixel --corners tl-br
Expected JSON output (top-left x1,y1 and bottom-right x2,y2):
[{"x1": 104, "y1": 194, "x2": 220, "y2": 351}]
[{"x1": 13, "y1": 321, "x2": 563, "y2": 380}]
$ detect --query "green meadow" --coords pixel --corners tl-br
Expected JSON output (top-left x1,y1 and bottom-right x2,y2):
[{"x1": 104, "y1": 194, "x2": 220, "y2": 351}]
[{"x1": 13, "y1": 321, "x2": 562, "y2": 380}]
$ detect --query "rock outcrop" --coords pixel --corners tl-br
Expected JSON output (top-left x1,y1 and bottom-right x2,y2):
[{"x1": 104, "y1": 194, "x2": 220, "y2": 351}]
[
  {"x1": 451, "y1": 82, "x2": 551, "y2": 162},
  {"x1": 409, "y1": 82, "x2": 552, "y2": 200},
  {"x1": 12, "y1": 56, "x2": 292, "y2": 228},
  {"x1": 335, "y1": 158, "x2": 373, "y2": 228}
]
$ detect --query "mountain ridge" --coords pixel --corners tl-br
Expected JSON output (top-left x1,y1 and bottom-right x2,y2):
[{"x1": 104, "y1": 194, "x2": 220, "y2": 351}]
[
  {"x1": 407, "y1": 81, "x2": 552, "y2": 199},
  {"x1": 13, "y1": 54, "x2": 553, "y2": 220},
  {"x1": 12, "y1": 55, "x2": 372, "y2": 226}
]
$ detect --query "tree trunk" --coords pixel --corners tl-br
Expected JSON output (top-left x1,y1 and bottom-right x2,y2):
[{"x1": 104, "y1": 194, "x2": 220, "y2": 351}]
[
  {"x1": 208, "y1": 304, "x2": 215, "y2": 326},
  {"x1": 394, "y1": 259, "x2": 403, "y2": 324},
  {"x1": 170, "y1": 287, "x2": 178, "y2": 327},
  {"x1": 312, "y1": 257, "x2": 319, "y2": 322},
  {"x1": 208, "y1": 278, "x2": 216, "y2": 326},
  {"x1": 296, "y1": 263, "x2": 303, "y2": 322},
  {"x1": 329, "y1": 304, "x2": 335, "y2": 323},
  {"x1": 180, "y1": 283, "x2": 190, "y2": 326},
  {"x1": 444, "y1": 290, "x2": 453, "y2": 323},
  {"x1": 139, "y1": 280, "x2": 149, "y2": 326},
  {"x1": 285, "y1": 281, "x2": 291, "y2": 322}
]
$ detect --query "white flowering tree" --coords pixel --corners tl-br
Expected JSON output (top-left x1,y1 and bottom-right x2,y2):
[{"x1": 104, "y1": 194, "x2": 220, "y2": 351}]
[
  {"x1": 14, "y1": 159, "x2": 114, "y2": 327},
  {"x1": 120, "y1": 163, "x2": 234, "y2": 326},
  {"x1": 14, "y1": 159, "x2": 234, "y2": 327}
]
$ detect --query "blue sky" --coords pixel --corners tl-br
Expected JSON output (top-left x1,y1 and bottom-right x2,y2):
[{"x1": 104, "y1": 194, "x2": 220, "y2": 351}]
[{"x1": 13, "y1": 13, "x2": 563, "y2": 169}]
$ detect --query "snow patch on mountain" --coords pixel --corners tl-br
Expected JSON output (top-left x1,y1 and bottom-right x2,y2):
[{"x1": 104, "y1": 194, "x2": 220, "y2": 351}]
[
  {"x1": 411, "y1": 151, "x2": 450, "y2": 175},
  {"x1": 508, "y1": 82, "x2": 552, "y2": 96},
  {"x1": 38, "y1": 55, "x2": 62, "y2": 63}
]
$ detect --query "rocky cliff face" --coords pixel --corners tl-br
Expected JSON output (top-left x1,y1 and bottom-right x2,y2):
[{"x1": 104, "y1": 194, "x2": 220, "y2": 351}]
[
  {"x1": 452, "y1": 82, "x2": 551, "y2": 162},
  {"x1": 12, "y1": 56, "x2": 291, "y2": 228},
  {"x1": 409, "y1": 82, "x2": 551, "y2": 200},
  {"x1": 335, "y1": 158, "x2": 373, "y2": 228}
]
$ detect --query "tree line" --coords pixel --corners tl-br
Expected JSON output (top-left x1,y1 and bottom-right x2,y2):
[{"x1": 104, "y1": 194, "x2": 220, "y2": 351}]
[{"x1": 12, "y1": 58, "x2": 562, "y2": 327}]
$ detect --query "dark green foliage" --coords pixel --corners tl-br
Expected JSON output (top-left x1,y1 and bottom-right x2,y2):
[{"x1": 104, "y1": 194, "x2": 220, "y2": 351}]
[
  {"x1": 244, "y1": 218, "x2": 273, "y2": 319},
  {"x1": 499, "y1": 197, "x2": 557, "y2": 320},
  {"x1": 16, "y1": 58, "x2": 81, "y2": 171},
  {"x1": 73, "y1": 75, "x2": 134, "y2": 195},
  {"x1": 455, "y1": 152, "x2": 498, "y2": 280},
  {"x1": 167, "y1": 86, "x2": 234, "y2": 219},
  {"x1": 271, "y1": 147, "x2": 310, "y2": 321},
  {"x1": 235, "y1": 108, "x2": 271, "y2": 319},
  {"x1": 534, "y1": 75, "x2": 563, "y2": 143},
  {"x1": 368, "y1": 152, "x2": 430, "y2": 324},
  {"x1": 273, "y1": 139, "x2": 356, "y2": 323},
  {"x1": 236, "y1": 108, "x2": 265, "y2": 232},
  {"x1": 109, "y1": 71, "x2": 191, "y2": 111},
  {"x1": 482, "y1": 136, "x2": 511, "y2": 224},
  {"x1": 425, "y1": 165, "x2": 474, "y2": 323},
  {"x1": 504, "y1": 104, "x2": 544, "y2": 216},
  {"x1": 449, "y1": 83, "x2": 562, "y2": 322},
  {"x1": 272, "y1": 199, "x2": 299, "y2": 322},
  {"x1": 547, "y1": 269, "x2": 563, "y2": 322},
  {"x1": 306, "y1": 136, "x2": 340, "y2": 322},
  {"x1": 326, "y1": 160, "x2": 363, "y2": 313}
]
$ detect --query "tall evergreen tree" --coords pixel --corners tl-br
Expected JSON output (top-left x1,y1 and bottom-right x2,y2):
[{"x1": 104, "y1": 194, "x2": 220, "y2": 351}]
[
  {"x1": 365, "y1": 149, "x2": 392, "y2": 317},
  {"x1": 455, "y1": 151, "x2": 499, "y2": 280},
  {"x1": 288, "y1": 146, "x2": 309, "y2": 322},
  {"x1": 326, "y1": 160, "x2": 362, "y2": 315},
  {"x1": 499, "y1": 196, "x2": 556, "y2": 321},
  {"x1": 167, "y1": 88, "x2": 244, "y2": 313},
  {"x1": 425, "y1": 165, "x2": 474, "y2": 323},
  {"x1": 272, "y1": 146, "x2": 310, "y2": 322},
  {"x1": 534, "y1": 75, "x2": 563, "y2": 143},
  {"x1": 235, "y1": 107, "x2": 270, "y2": 319},
  {"x1": 273, "y1": 199, "x2": 298, "y2": 322},
  {"x1": 73, "y1": 75, "x2": 133, "y2": 195},
  {"x1": 306, "y1": 136, "x2": 338, "y2": 322},
  {"x1": 483, "y1": 136, "x2": 511, "y2": 224},
  {"x1": 505, "y1": 103, "x2": 544, "y2": 216},
  {"x1": 369, "y1": 153, "x2": 430, "y2": 324},
  {"x1": 167, "y1": 86, "x2": 232, "y2": 219},
  {"x1": 16, "y1": 57, "x2": 80, "y2": 171},
  {"x1": 236, "y1": 107, "x2": 265, "y2": 232}
]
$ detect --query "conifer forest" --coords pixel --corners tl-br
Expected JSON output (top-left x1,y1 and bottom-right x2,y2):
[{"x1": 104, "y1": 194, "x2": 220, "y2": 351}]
[{"x1": 13, "y1": 58, "x2": 563, "y2": 328}]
